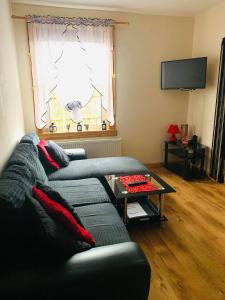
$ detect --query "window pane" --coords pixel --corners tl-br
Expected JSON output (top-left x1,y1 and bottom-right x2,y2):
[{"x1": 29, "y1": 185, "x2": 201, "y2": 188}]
[{"x1": 48, "y1": 89, "x2": 107, "y2": 132}]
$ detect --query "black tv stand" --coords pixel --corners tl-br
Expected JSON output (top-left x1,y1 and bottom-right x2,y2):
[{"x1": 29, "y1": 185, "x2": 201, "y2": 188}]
[{"x1": 164, "y1": 141, "x2": 205, "y2": 180}]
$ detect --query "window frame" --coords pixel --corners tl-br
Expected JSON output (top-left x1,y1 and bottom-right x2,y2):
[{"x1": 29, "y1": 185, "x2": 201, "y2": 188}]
[{"x1": 28, "y1": 24, "x2": 117, "y2": 139}]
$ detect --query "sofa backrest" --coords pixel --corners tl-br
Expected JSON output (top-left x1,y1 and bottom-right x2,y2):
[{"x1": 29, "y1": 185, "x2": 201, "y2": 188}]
[
  {"x1": 20, "y1": 132, "x2": 40, "y2": 146},
  {"x1": 0, "y1": 133, "x2": 48, "y2": 261},
  {"x1": 0, "y1": 140, "x2": 48, "y2": 209},
  {"x1": 0, "y1": 164, "x2": 35, "y2": 209},
  {"x1": 6, "y1": 142, "x2": 48, "y2": 183}
]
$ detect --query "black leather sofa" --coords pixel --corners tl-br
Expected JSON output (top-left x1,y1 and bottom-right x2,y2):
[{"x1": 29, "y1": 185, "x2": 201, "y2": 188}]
[{"x1": 0, "y1": 133, "x2": 151, "y2": 300}]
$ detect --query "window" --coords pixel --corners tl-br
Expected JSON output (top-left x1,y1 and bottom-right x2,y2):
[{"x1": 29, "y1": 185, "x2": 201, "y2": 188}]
[{"x1": 28, "y1": 16, "x2": 115, "y2": 135}]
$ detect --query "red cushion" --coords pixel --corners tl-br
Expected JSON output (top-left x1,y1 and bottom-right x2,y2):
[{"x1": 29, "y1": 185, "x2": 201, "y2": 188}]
[
  {"x1": 37, "y1": 140, "x2": 60, "y2": 170},
  {"x1": 32, "y1": 186, "x2": 95, "y2": 246}
]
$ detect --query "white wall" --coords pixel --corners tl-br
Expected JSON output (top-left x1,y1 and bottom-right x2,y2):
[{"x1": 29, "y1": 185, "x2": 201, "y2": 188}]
[
  {"x1": 12, "y1": 3, "x2": 194, "y2": 164},
  {"x1": 0, "y1": 0, "x2": 24, "y2": 173},
  {"x1": 187, "y1": 0, "x2": 225, "y2": 170}
]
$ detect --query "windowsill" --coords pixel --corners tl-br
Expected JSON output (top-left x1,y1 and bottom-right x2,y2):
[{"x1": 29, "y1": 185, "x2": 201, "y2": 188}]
[{"x1": 38, "y1": 129, "x2": 117, "y2": 140}]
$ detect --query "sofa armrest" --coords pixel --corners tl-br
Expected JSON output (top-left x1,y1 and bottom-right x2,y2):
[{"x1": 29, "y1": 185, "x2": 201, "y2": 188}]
[
  {"x1": 64, "y1": 241, "x2": 150, "y2": 285},
  {"x1": 64, "y1": 148, "x2": 87, "y2": 160},
  {"x1": 0, "y1": 242, "x2": 150, "y2": 300}
]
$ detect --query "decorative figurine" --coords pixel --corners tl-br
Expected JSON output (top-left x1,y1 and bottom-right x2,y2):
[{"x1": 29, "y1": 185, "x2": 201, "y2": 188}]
[
  {"x1": 102, "y1": 120, "x2": 107, "y2": 130},
  {"x1": 49, "y1": 122, "x2": 57, "y2": 133},
  {"x1": 84, "y1": 124, "x2": 89, "y2": 131},
  {"x1": 188, "y1": 134, "x2": 198, "y2": 151},
  {"x1": 77, "y1": 122, "x2": 82, "y2": 132},
  {"x1": 66, "y1": 123, "x2": 71, "y2": 132},
  {"x1": 180, "y1": 124, "x2": 188, "y2": 145}
]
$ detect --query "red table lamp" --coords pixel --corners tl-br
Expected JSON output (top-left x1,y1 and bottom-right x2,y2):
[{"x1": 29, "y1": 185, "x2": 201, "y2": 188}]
[{"x1": 167, "y1": 124, "x2": 180, "y2": 142}]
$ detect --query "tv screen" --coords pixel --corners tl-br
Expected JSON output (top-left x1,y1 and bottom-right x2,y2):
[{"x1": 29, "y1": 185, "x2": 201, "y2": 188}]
[{"x1": 161, "y1": 57, "x2": 207, "y2": 90}]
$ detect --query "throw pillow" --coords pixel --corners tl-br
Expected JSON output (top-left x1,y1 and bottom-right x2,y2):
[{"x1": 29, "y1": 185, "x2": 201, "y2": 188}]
[
  {"x1": 32, "y1": 186, "x2": 95, "y2": 246},
  {"x1": 45, "y1": 141, "x2": 69, "y2": 167},
  {"x1": 37, "y1": 140, "x2": 60, "y2": 172},
  {"x1": 27, "y1": 194, "x2": 91, "y2": 261},
  {"x1": 36, "y1": 181, "x2": 83, "y2": 227}
]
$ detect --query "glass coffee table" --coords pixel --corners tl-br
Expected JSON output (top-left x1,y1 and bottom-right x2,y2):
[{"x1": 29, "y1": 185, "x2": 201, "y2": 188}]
[{"x1": 105, "y1": 172, "x2": 175, "y2": 225}]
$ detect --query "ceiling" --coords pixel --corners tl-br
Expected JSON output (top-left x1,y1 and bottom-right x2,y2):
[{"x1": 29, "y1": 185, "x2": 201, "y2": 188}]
[{"x1": 12, "y1": 0, "x2": 225, "y2": 16}]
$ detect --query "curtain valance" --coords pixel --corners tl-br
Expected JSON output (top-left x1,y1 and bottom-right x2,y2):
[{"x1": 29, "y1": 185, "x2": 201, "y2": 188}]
[{"x1": 26, "y1": 15, "x2": 116, "y2": 27}]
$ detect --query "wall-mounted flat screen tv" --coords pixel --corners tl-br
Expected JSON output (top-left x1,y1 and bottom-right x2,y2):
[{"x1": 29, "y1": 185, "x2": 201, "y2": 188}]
[{"x1": 161, "y1": 57, "x2": 207, "y2": 90}]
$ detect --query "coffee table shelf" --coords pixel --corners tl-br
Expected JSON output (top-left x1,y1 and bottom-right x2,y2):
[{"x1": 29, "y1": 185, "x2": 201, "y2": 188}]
[{"x1": 127, "y1": 198, "x2": 161, "y2": 224}]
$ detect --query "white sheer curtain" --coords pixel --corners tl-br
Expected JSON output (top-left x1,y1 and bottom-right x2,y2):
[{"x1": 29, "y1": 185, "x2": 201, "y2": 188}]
[{"x1": 28, "y1": 22, "x2": 114, "y2": 129}]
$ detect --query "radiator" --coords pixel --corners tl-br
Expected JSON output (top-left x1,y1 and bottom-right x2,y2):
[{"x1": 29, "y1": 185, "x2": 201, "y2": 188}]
[{"x1": 56, "y1": 137, "x2": 122, "y2": 158}]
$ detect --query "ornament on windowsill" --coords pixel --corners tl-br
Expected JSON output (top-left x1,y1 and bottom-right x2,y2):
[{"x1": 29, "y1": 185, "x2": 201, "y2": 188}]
[
  {"x1": 102, "y1": 120, "x2": 107, "y2": 130},
  {"x1": 77, "y1": 122, "x2": 82, "y2": 132},
  {"x1": 66, "y1": 124, "x2": 71, "y2": 132},
  {"x1": 84, "y1": 124, "x2": 89, "y2": 131},
  {"x1": 49, "y1": 122, "x2": 57, "y2": 133}
]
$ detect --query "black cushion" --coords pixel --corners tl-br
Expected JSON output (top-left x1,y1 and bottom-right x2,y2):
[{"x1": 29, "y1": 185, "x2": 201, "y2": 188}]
[
  {"x1": 37, "y1": 140, "x2": 60, "y2": 174},
  {"x1": 45, "y1": 141, "x2": 69, "y2": 167},
  {"x1": 26, "y1": 194, "x2": 91, "y2": 260},
  {"x1": 36, "y1": 181, "x2": 83, "y2": 226},
  {"x1": 49, "y1": 178, "x2": 111, "y2": 207}
]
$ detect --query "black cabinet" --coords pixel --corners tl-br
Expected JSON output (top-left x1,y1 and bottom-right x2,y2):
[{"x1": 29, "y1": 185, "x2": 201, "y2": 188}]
[{"x1": 164, "y1": 141, "x2": 205, "y2": 180}]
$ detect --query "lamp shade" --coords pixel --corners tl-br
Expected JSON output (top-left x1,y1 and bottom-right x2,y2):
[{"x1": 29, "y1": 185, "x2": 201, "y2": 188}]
[{"x1": 167, "y1": 124, "x2": 180, "y2": 134}]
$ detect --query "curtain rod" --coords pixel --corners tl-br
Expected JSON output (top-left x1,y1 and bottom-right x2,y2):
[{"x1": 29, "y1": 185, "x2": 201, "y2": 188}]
[{"x1": 11, "y1": 15, "x2": 129, "y2": 25}]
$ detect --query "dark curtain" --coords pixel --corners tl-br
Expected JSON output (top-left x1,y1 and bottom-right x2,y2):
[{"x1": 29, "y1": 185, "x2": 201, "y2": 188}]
[{"x1": 210, "y1": 37, "x2": 225, "y2": 183}]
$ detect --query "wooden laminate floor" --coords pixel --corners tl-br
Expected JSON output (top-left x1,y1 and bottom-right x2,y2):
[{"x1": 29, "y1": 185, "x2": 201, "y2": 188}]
[{"x1": 128, "y1": 167, "x2": 225, "y2": 300}]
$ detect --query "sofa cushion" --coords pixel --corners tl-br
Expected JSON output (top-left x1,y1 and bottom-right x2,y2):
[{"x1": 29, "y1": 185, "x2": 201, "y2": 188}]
[
  {"x1": 38, "y1": 140, "x2": 60, "y2": 172},
  {"x1": 36, "y1": 181, "x2": 83, "y2": 226},
  {"x1": 48, "y1": 156, "x2": 149, "y2": 181},
  {"x1": 6, "y1": 143, "x2": 48, "y2": 184},
  {"x1": 76, "y1": 203, "x2": 130, "y2": 247},
  {"x1": 27, "y1": 194, "x2": 92, "y2": 260},
  {"x1": 49, "y1": 178, "x2": 111, "y2": 207},
  {"x1": 45, "y1": 141, "x2": 70, "y2": 167},
  {"x1": 33, "y1": 187, "x2": 95, "y2": 246}
]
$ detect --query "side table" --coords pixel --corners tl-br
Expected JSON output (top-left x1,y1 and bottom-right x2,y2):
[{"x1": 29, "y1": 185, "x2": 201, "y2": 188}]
[{"x1": 164, "y1": 141, "x2": 205, "y2": 180}]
